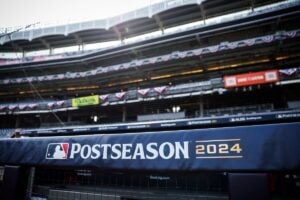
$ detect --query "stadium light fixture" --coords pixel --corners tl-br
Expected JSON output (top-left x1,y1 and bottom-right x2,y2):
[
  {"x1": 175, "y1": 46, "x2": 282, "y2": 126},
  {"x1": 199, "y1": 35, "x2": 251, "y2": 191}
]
[
  {"x1": 93, "y1": 115, "x2": 98, "y2": 122},
  {"x1": 172, "y1": 106, "x2": 181, "y2": 113}
]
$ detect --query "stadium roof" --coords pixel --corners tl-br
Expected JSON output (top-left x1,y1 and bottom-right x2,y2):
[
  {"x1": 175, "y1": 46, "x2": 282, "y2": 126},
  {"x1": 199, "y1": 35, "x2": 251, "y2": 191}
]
[{"x1": 0, "y1": 0, "x2": 283, "y2": 52}]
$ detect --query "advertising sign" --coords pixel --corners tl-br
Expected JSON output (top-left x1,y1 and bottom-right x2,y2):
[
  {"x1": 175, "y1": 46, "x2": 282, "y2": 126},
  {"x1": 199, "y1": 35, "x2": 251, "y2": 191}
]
[
  {"x1": 1, "y1": 122, "x2": 300, "y2": 171},
  {"x1": 224, "y1": 70, "x2": 279, "y2": 88},
  {"x1": 72, "y1": 95, "x2": 99, "y2": 107}
]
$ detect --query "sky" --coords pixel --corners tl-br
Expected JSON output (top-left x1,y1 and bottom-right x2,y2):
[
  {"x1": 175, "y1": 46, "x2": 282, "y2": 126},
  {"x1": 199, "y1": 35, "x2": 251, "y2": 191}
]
[{"x1": 0, "y1": 0, "x2": 163, "y2": 28}]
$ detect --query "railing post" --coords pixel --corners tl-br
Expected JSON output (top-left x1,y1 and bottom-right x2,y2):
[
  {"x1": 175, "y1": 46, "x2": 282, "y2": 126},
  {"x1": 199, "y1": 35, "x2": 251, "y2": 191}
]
[{"x1": 25, "y1": 167, "x2": 35, "y2": 200}]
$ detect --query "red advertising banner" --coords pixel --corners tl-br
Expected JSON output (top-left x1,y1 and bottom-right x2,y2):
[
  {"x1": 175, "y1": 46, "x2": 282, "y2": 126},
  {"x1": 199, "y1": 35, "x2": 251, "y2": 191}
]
[{"x1": 224, "y1": 70, "x2": 279, "y2": 88}]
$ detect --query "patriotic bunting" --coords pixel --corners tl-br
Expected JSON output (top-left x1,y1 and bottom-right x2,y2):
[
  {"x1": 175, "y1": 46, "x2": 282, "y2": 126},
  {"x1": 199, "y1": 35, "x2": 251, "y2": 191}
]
[
  {"x1": 47, "y1": 102, "x2": 55, "y2": 108},
  {"x1": 28, "y1": 104, "x2": 37, "y2": 109},
  {"x1": 112, "y1": 65, "x2": 120, "y2": 71},
  {"x1": 154, "y1": 86, "x2": 167, "y2": 94},
  {"x1": 0, "y1": 30, "x2": 299, "y2": 85},
  {"x1": 8, "y1": 105, "x2": 17, "y2": 111},
  {"x1": 57, "y1": 74, "x2": 64, "y2": 79},
  {"x1": 194, "y1": 49, "x2": 203, "y2": 56},
  {"x1": 27, "y1": 77, "x2": 34, "y2": 82},
  {"x1": 279, "y1": 68, "x2": 298, "y2": 76},
  {"x1": 208, "y1": 46, "x2": 219, "y2": 53},
  {"x1": 0, "y1": 105, "x2": 7, "y2": 111},
  {"x1": 18, "y1": 105, "x2": 27, "y2": 110},
  {"x1": 138, "y1": 88, "x2": 150, "y2": 96},
  {"x1": 115, "y1": 92, "x2": 126, "y2": 99},
  {"x1": 262, "y1": 35, "x2": 273, "y2": 43},
  {"x1": 287, "y1": 31, "x2": 296, "y2": 38},
  {"x1": 70, "y1": 73, "x2": 77, "y2": 78},
  {"x1": 227, "y1": 42, "x2": 238, "y2": 49},
  {"x1": 47, "y1": 75, "x2": 54, "y2": 80},
  {"x1": 56, "y1": 101, "x2": 65, "y2": 106},
  {"x1": 244, "y1": 38, "x2": 255, "y2": 46},
  {"x1": 100, "y1": 94, "x2": 109, "y2": 101}
]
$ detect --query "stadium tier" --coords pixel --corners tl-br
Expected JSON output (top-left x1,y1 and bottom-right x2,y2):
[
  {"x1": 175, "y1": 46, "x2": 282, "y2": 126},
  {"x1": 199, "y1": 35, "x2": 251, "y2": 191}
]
[{"x1": 0, "y1": 0, "x2": 300, "y2": 199}]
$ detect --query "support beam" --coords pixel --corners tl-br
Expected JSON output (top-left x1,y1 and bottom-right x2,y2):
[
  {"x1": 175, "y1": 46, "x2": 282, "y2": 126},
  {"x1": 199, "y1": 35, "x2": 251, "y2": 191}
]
[
  {"x1": 112, "y1": 26, "x2": 124, "y2": 43},
  {"x1": 154, "y1": 15, "x2": 164, "y2": 34},
  {"x1": 10, "y1": 42, "x2": 23, "y2": 52},
  {"x1": 25, "y1": 167, "x2": 35, "y2": 199},
  {"x1": 199, "y1": 98, "x2": 204, "y2": 117},
  {"x1": 195, "y1": 34, "x2": 202, "y2": 45},
  {"x1": 122, "y1": 105, "x2": 127, "y2": 122},
  {"x1": 199, "y1": 4, "x2": 206, "y2": 25},
  {"x1": 250, "y1": 0, "x2": 255, "y2": 12},
  {"x1": 38, "y1": 38, "x2": 51, "y2": 49},
  {"x1": 15, "y1": 116, "x2": 20, "y2": 128},
  {"x1": 73, "y1": 33, "x2": 82, "y2": 44},
  {"x1": 49, "y1": 48, "x2": 54, "y2": 55},
  {"x1": 67, "y1": 113, "x2": 72, "y2": 122}
]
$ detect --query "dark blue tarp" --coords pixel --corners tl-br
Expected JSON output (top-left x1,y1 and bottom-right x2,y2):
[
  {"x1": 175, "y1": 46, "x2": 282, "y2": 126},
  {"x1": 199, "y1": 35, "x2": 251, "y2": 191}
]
[{"x1": 0, "y1": 122, "x2": 300, "y2": 171}]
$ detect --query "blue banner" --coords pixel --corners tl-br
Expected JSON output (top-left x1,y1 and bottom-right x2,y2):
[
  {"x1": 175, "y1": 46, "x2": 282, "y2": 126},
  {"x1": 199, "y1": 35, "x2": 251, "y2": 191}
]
[
  {"x1": 1, "y1": 122, "x2": 300, "y2": 171},
  {"x1": 22, "y1": 110, "x2": 300, "y2": 136}
]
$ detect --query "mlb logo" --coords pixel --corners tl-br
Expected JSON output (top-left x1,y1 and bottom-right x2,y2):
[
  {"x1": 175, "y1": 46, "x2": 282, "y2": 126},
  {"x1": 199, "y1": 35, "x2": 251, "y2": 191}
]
[
  {"x1": 225, "y1": 77, "x2": 237, "y2": 87},
  {"x1": 46, "y1": 143, "x2": 69, "y2": 159},
  {"x1": 265, "y1": 71, "x2": 278, "y2": 81}
]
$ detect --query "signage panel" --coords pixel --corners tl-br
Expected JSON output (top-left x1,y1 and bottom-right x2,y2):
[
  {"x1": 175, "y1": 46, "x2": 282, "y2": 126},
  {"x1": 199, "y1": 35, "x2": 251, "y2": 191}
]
[
  {"x1": 72, "y1": 95, "x2": 99, "y2": 107},
  {"x1": 224, "y1": 70, "x2": 279, "y2": 88},
  {"x1": 1, "y1": 122, "x2": 300, "y2": 171}
]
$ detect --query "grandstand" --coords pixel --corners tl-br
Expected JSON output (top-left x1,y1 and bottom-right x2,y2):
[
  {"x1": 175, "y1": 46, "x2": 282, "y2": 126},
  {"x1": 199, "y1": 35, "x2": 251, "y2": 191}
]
[{"x1": 0, "y1": 0, "x2": 300, "y2": 199}]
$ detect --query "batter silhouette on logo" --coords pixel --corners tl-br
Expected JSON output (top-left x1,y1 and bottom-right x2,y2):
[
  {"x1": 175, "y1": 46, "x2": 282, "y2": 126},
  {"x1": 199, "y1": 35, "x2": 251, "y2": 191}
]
[{"x1": 53, "y1": 145, "x2": 66, "y2": 159}]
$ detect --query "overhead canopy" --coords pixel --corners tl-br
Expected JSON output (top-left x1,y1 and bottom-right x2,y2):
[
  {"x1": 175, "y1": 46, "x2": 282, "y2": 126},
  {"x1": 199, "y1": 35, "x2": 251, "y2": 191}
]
[{"x1": 0, "y1": 0, "x2": 283, "y2": 52}]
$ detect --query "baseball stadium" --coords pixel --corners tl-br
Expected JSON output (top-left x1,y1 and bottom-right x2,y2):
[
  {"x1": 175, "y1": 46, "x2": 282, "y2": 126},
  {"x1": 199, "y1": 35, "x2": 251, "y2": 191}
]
[{"x1": 0, "y1": 0, "x2": 300, "y2": 199}]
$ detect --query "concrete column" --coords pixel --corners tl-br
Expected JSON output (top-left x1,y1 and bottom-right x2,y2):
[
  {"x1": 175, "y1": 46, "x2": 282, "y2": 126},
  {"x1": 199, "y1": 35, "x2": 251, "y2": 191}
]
[
  {"x1": 49, "y1": 48, "x2": 53, "y2": 55},
  {"x1": 199, "y1": 99, "x2": 204, "y2": 117},
  {"x1": 67, "y1": 112, "x2": 72, "y2": 122},
  {"x1": 25, "y1": 167, "x2": 35, "y2": 199},
  {"x1": 78, "y1": 43, "x2": 84, "y2": 52},
  {"x1": 15, "y1": 116, "x2": 20, "y2": 128},
  {"x1": 122, "y1": 106, "x2": 127, "y2": 122}
]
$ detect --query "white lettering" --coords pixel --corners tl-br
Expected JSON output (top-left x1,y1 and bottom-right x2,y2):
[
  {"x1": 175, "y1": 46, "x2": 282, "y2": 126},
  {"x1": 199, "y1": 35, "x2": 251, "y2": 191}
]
[
  {"x1": 175, "y1": 141, "x2": 189, "y2": 159},
  {"x1": 122, "y1": 144, "x2": 132, "y2": 159},
  {"x1": 81, "y1": 145, "x2": 91, "y2": 159},
  {"x1": 101, "y1": 144, "x2": 111, "y2": 159},
  {"x1": 146, "y1": 143, "x2": 158, "y2": 159},
  {"x1": 64, "y1": 141, "x2": 190, "y2": 160},
  {"x1": 111, "y1": 144, "x2": 122, "y2": 159},
  {"x1": 132, "y1": 143, "x2": 145, "y2": 159},
  {"x1": 159, "y1": 142, "x2": 174, "y2": 159},
  {"x1": 91, "y1": 144, "x2": 101, "y2": 159},
  {"x1": 70, "y1": 143, "x2": 81, "y2": 159}
]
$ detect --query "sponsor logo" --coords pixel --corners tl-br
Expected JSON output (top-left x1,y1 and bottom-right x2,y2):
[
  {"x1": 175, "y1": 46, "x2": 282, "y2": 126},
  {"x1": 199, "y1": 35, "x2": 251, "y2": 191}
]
[
  {"x1": 46, "y1": 143, "x2": 69, "y2": 159},
  {"x1": 45, "y1": 142, "x2": 189, "y2": 160},
  {"x1": 45, "y1": 140, "x2": 244, "y2": 161},
  {"x1": 224, "y1": 70, "x2": 279, "y2": 88}
]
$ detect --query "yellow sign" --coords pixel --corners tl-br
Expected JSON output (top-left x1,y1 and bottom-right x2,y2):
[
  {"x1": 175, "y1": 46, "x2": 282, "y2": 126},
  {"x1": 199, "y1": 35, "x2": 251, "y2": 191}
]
[{"x1": 72, "y1": 95, "x2": 99, "y2": 107}]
